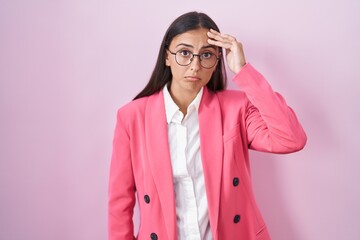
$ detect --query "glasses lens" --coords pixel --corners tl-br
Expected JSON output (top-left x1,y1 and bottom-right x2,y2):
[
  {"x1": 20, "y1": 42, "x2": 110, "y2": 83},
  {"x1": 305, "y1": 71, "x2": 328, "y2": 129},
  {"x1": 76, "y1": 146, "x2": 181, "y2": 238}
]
[
  {"x1": 200, "y1": 53, "x2": 217, "y2": 68},
  {"x1": 175, "y1": 50, "x2": 218, "y2": 68},
  {"x1": 175, "y1": 51, "x2": 192, "y2": 66}
]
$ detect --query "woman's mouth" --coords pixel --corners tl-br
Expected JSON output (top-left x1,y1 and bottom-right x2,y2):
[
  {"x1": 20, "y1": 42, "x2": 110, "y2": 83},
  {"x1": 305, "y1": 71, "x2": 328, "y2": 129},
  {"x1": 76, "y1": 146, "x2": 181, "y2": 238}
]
[{"x1": 185, "y1": 76, "x2": 201, "y2": 81}]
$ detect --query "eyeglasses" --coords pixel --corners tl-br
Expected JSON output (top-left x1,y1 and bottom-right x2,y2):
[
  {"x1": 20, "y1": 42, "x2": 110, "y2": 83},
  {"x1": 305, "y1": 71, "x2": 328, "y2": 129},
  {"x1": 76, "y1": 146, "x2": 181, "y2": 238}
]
[{"x1": 167, "y1": 49, "x2": 219, "y2": 69}]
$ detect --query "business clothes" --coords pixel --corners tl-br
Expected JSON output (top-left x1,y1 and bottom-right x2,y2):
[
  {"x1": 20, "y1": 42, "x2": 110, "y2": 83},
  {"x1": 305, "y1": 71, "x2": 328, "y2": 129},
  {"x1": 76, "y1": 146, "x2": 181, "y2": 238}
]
[{"x1": 108, "y1": 63, "x2": 307, "y2": 240}]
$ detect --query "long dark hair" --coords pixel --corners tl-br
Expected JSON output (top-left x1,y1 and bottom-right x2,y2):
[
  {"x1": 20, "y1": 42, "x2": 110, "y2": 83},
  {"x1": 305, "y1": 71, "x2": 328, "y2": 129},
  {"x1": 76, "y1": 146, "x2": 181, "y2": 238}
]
[{"x1": 134, "y1": 11, "x2": 227, "y2": 100}]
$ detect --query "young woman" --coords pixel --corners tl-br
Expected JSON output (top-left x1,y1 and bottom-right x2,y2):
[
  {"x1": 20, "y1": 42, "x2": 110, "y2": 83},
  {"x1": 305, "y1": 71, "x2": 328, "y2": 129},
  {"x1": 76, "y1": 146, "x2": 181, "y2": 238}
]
[{"x1": 108, "y1": 11, "x2": 306, "y2": 240}]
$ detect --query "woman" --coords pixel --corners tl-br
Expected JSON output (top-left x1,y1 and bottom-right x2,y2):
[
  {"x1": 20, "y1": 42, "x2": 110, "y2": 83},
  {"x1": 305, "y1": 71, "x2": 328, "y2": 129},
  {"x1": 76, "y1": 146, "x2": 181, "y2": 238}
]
[{"x1": 108, "y1": 11, "x2": 306, "y2": 240}]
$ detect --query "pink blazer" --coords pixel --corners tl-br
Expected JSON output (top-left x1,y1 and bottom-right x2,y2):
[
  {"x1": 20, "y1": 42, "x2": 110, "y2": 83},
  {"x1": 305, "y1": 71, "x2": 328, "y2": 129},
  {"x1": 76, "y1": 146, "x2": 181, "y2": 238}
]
[{"x1": 108, "y1": 64, "x2": 307, "y2": 240}]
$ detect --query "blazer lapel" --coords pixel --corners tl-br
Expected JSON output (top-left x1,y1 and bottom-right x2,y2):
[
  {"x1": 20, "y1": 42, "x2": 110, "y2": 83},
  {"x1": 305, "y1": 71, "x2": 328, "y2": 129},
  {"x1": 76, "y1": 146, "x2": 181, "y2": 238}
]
[
  {"x1": 198, "y1": 88, "x2": 223, "y2": 239},
  {"x1": 145, "y1": 91, "x2": 177, "y2": 240}
]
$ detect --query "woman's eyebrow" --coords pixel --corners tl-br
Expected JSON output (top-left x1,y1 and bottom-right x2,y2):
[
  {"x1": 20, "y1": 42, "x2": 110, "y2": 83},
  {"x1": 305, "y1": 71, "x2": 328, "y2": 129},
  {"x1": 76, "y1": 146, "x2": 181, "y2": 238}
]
[
  {"x1": 175, "y1": 43, "x2": 193, "y2": 48},
  {"x1": 175, "y1": 43, "x2": 217, "y2": 50},
  {"x1": 201, "y1": 45, "x2": 217, "y2": 50}
]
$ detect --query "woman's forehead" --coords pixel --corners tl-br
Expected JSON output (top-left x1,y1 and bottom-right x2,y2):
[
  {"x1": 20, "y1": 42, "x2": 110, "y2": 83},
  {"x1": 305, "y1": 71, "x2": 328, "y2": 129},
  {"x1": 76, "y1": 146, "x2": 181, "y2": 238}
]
[{"x1": 170, "y1": 28, "x2": 213, "y2": 49}]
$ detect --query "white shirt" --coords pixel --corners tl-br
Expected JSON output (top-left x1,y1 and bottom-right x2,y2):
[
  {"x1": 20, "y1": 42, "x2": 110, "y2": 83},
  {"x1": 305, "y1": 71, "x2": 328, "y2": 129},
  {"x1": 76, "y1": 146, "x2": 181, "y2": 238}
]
[{"x1": 163, "y1": 85, "x2": 212, "y2": 240}]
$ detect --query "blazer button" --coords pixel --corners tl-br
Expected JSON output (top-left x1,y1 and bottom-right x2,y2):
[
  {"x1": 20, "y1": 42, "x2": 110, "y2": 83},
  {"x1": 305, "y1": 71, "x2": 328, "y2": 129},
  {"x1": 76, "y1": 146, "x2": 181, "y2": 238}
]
[
  {"x1": 233, "y1": 177, "x2": 240, "y2": 186},
  {"x1": 144, "y1": 195, "x2": 150, "y2": 204},
  {"x1": 233, "y1": 214, "x2": 241, "y2": 223},
  {"x1": 150, "y1": 232, "x2": 158, "y2": 240}
]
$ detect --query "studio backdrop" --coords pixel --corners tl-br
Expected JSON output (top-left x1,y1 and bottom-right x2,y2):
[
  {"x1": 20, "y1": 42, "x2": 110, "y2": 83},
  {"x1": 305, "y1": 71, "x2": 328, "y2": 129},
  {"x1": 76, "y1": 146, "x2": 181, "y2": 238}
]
[{"x1": 0, "y1": 0, "x2": 359, "y2": 239}]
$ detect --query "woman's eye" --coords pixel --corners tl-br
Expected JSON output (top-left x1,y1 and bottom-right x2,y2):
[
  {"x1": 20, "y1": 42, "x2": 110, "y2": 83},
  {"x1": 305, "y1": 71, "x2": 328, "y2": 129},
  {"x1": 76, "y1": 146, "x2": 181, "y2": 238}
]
[
  {"x1": 179, "y1": 50, "x2": 191, "y2": 57},
  {"x1": 201, "y1": 52, "x2": 213, "y2": 59}
]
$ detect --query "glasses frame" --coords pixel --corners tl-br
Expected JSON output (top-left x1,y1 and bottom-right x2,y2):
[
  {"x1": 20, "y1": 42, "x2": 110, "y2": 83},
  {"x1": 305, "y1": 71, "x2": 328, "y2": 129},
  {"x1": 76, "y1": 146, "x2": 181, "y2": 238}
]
[{"x1": 167, "y1": 49, "x2": 220, "y2": 69}]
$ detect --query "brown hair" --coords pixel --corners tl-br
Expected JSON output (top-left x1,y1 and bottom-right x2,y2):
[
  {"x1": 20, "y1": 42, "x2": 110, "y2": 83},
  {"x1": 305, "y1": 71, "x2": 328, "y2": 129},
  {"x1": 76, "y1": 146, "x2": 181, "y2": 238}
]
[{"x1": 134, "y1": 11, "x2": 227, "y2": 100}]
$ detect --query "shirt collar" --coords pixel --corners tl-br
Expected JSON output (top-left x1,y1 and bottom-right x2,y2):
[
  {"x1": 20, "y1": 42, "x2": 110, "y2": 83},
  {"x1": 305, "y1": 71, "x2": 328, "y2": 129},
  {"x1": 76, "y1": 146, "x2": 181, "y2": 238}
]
[{"x1": 163, "y1": 84, "x2": 203, "y2": 124}]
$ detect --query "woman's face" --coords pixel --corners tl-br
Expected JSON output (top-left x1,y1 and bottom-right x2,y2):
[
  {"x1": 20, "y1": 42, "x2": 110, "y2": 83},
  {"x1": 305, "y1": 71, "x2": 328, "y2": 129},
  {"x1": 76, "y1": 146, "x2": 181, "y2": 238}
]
[{"x1": 165, "y1": 28, "x2": 219, "y2": 97}]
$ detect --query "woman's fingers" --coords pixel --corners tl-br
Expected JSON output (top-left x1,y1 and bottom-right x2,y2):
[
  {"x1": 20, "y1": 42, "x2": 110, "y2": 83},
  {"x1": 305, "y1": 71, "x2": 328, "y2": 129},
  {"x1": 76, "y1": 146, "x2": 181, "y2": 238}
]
[
  {"x1": 207, "y1": 38, "x2": 232, "y2": 48},
  {"x1": 207, "y1": 28, "x2": 246, "y2": 74},
  {"x1": 207, "y1": 29, "x2": 237, "y2": 47}
]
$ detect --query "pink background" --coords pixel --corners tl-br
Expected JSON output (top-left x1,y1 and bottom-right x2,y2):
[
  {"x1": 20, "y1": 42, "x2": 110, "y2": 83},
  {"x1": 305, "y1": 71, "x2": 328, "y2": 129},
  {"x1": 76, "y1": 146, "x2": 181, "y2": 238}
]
[{"x1": 1, "y1": 0, "x2": 359, "y2": 239}]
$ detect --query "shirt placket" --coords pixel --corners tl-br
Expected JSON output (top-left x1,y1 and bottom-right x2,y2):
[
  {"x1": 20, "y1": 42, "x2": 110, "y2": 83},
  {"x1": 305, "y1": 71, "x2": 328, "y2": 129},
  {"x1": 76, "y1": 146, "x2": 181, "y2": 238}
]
[{"x1": 179, "y1": 109, "x2": 202, "y2": 239}]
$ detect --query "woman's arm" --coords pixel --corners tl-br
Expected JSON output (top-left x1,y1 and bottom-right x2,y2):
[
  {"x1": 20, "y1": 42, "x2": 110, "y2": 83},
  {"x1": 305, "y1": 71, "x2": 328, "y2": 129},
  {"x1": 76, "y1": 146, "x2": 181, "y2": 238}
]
[
  {"x1": 208, "y1": 29, "x2": 306, "y2": 153},
  {"x1": 108, "y1": 110, "x2": 136, "y2": 240},
  {"x1": 235, "y1": 64, "x2": 307, "y2": 153}
]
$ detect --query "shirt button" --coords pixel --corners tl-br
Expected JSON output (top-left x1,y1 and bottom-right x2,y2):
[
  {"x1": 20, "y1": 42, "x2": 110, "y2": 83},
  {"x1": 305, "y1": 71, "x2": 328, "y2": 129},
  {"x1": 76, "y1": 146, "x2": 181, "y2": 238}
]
[
  {"x1": 150, "y1": 232, "x2": 158, "y2": 240},
  {"x1": 233, "y1": 214, "x2": 241, "y2": 223},
  {"x1": 144, "y1": 195, "x2": 150, "y2": 204},
  {"x1": 233, "y1": 177, "x2": 240, "y2": 186}
]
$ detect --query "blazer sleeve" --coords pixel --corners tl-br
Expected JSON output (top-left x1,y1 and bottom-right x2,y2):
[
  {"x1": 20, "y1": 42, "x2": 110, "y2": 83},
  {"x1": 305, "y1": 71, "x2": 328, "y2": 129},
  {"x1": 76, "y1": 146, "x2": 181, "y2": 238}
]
[
  {"x1": 108, "y1": 109, "x2": 136, "y2": 240},
  {"x1": 234, "y1": 63, "x2": 307, "y2": 153}
]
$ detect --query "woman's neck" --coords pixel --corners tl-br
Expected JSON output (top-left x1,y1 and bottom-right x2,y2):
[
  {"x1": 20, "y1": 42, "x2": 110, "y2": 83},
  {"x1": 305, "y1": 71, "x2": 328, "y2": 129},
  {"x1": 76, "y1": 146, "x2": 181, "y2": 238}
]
[{"x1": 168, "y1": 87, "x2": 198, "y2": 116}]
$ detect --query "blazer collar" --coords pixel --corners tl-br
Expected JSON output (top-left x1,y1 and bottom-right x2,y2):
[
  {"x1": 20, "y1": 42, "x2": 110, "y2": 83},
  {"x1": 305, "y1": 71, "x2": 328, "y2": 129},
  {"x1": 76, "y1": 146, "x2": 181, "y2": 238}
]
[
  {"x1": 199, "y1": 87, "x2": 223, "y2": 239},
  {"x1": 145, "y1": 91, "x2": 177, "y2": 239}
]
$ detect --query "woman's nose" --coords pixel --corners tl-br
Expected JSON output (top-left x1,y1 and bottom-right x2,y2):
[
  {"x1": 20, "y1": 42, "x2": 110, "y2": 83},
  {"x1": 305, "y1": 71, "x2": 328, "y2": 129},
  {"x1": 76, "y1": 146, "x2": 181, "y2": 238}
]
[{"x1": 190, "y1": 55, "x2": 201, "y2": 70}]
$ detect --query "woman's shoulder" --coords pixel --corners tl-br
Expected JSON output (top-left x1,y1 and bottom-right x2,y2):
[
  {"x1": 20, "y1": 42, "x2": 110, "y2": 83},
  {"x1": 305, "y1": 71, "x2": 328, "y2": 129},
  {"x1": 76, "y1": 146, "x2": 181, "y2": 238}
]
[
  {"x1": 117, "y1": 95, "x2": 150, "y2": 118},
  {"x1": 215, "y1": 89, "x2": 248, "y2": 103},
  {"x1": 210, "y1": 89, "x2": 250, "y2": 116}
]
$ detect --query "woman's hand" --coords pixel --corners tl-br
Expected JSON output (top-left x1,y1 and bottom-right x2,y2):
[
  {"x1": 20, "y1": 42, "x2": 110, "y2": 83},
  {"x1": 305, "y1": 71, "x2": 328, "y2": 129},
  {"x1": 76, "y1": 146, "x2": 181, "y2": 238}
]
[{"x1": 207, "y1": 29, "x2": 246, "y2": 74}]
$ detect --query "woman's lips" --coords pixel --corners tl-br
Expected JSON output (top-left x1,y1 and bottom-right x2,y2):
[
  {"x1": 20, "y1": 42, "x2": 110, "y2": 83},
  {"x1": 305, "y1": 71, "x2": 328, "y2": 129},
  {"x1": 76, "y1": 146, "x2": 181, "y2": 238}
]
[{"x1": 185, "y1": 76, "x2": 201, "y2": 81}]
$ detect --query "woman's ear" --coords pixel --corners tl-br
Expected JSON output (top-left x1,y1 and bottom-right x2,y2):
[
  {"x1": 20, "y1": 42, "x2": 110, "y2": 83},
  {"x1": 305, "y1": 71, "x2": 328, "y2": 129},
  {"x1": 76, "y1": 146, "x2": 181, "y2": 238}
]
[{"x1": 165, "y1": 51, "x2": 170, "y2": 66}]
